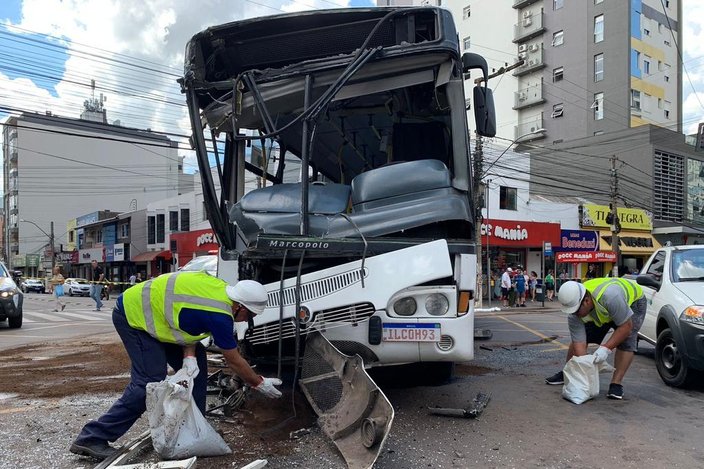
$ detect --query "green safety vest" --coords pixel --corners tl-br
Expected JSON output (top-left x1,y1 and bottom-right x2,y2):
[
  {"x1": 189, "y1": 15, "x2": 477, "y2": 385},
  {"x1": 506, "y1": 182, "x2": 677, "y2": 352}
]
[
  {"x1": 582, "y1": 277, "x2": 643, "y2": 327},
  {"x1": 123, "y1": 271, "x2": 233, "y2": 345}
]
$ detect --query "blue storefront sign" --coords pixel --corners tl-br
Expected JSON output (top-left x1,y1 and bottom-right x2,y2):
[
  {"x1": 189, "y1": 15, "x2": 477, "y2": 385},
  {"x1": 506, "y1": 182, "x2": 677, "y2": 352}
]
[{"x1": 558, "y1": 230, "x2": 599, "y2": 252}]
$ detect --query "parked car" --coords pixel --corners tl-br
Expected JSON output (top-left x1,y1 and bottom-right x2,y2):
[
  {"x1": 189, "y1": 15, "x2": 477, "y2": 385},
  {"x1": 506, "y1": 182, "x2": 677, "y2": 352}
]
[
  {"x1": 180, "y1": 255, "x2": 217, "y2": 276},
  {"x1": 20, "y1": 278, "x2": 46, "y2": 294},
  {"x1": 0, "y1": 262, "x2": 23, "y2": 328},
  {"x1": 636, "y1": 245, "x2": 704, "y2": 387},
  {"x1": 64, "y1": 278, "x2": 91, "y2": 297}
]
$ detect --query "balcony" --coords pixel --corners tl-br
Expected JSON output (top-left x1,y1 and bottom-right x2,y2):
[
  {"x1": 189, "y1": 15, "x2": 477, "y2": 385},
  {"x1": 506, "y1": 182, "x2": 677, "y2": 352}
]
[
  {"x1": 513, "y1": 0, "x2": 542, "y2": 8},
  {"x1": 515, "y1": 115, "x2": 546, "y2": 141},
  {"x1": 514, "y1": 11, "x2": 546, "y2": 43},
  {"x1": 513, "y1": 83, "x2": 545, "y2": 110},
  {"x1": 513, "y1": 49, "x2": 545, "y2": 77},
  {"x1": 9, "y1": 150, "x2": 17, "y2": 162}
]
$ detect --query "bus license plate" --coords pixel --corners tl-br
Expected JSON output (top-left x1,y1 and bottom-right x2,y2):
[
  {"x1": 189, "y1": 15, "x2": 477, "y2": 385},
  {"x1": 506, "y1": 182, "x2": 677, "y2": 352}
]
[{"x1": 382, "y1": 323, "x2": 441, "y2": 342}]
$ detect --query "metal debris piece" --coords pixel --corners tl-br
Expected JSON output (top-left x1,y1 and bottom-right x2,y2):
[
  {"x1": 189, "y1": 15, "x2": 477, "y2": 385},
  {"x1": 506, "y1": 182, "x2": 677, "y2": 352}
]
[
  {"x1": 240, "y1": 460, "x2": 268, "y2": 469},
  {"x1": 96, "y1": 431, "x2": 196, "y2": 469},
  {"x1": 299, "y1": 332, "x2": 394, "y2": 469},
  {"x1": 479, "y1": 345, "x2": 493, "y2": 351},
  {"x1": 289, "y1": 428, "x2": 312, "y2": 440},
  {"x1": 474, "y1": 328, "x2": 493, "y2": 340},
  {"x1": 428, "y1": 392, "x2": 491, "y2": 419}
]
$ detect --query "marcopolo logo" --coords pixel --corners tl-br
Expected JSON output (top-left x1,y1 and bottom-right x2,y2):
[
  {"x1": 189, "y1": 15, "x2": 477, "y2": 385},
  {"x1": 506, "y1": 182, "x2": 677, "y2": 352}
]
[{"x1": 268, "y1": 240, "x2": 330, "y2": 250}]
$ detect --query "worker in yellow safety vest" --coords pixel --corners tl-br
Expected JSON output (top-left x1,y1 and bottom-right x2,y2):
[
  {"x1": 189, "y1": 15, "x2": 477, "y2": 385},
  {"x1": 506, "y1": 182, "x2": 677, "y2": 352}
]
[
  {"x1": 70, "y1": 271, "x2": 281, "y2": 461},
  {"x1": 546, "y1": 278, "x2": 646, "y2": 400}
]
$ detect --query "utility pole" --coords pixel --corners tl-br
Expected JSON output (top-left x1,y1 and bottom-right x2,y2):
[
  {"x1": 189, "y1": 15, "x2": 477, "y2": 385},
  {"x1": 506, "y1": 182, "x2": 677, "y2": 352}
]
[
  {"x1": 609, "y1": 155, "x2": 620, "y2": 277},
  {"x1": 473, "y1": 131, "x2": 484, "y2": 307},
  {"x1": 50, "y1": 221, "x2": 55, "y2": 271}
]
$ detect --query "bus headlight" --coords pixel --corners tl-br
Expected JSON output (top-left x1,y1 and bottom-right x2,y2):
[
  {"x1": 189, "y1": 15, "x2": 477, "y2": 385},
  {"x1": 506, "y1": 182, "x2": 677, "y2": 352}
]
[
  {"x1": 425, "y1": 293, "x2": 449, "y2": 316},
  {"x1": 393, "y1": 297, "x2": 417, "y2": 316}
]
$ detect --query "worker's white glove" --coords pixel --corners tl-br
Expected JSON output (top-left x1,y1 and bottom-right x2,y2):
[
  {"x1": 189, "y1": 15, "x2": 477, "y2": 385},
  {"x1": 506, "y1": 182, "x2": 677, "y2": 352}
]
[
  {"x1": 592, "y1": 346, "x2": 612, "y2": 364},
  {"x1": 182, "y1": 356, "x2": 199, "y2": 378},
  {"x1": 254, "y1": 376, "x2": 282, "y2": 398}
]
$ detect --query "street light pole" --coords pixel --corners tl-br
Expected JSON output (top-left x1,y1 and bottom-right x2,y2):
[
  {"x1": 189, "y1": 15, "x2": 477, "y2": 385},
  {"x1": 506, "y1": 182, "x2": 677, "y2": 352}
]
[{"x1": 19, "y1": 219, "x2": 55, "y2": 271}]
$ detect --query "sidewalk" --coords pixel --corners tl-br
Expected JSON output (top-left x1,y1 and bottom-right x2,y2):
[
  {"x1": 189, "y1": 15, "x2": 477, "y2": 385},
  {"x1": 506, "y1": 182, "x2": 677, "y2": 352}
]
[{"x1": 475, "y1": 299, "x2": 562, "y2": 315}]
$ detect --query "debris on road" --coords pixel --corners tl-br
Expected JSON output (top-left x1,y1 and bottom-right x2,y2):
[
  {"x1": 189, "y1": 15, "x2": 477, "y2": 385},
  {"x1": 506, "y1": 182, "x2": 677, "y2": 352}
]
[{"x1": 428, "y1": 392, "x2": 491, "y2": 419}]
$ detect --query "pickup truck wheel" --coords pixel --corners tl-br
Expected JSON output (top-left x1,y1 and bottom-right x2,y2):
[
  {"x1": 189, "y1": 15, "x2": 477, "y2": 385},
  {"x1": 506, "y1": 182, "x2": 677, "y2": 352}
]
[
  {"x1": 656, "y1": 328, "x2": 691, "y2": 388},
  {"x1": 8, "y1": 309, "x2": 22, "y2": 329}
]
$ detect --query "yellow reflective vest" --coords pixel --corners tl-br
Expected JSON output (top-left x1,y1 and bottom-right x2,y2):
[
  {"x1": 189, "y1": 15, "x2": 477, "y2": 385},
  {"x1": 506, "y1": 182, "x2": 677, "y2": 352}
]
[
  {"x1": 582, "y1": 277, "x2": 643, "y2": 327},
  {"x1": 123, "y1": 271, "x2": 233, "y2": 345}
]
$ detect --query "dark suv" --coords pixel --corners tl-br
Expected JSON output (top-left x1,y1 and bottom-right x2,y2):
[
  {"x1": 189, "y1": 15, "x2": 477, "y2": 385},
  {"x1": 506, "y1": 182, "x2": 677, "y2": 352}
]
[{"x1": 0, "y1": 262, "x2": 24, "y2": 328}]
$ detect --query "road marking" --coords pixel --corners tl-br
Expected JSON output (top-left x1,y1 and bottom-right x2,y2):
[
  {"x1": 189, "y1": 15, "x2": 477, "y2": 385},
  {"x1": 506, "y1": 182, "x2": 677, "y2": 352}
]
[
  {"x1": 60, "y1": 312, "x2": 107, "y2": 321},
  {"x1": 25, "y1": 312, "x2": 71, "y2": 322},
  {"x1": 495, "y1": 315, "x2": 569, "y2": 350}
]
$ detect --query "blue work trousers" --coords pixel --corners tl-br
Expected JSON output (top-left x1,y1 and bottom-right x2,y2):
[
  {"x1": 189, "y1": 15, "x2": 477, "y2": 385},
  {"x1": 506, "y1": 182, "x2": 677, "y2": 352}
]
[
  {"x1": 90, "y1": 284, "x2": 103, "y2": 310},
  {"x1": 76, "y1": 308, "x2": 208, "y2": 444}
]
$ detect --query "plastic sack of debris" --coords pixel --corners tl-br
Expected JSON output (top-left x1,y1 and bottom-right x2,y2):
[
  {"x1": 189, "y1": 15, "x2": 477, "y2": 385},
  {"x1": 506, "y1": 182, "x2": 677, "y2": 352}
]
[
  {"x1": 146, "y1": 362, "x2": 231, "y2": 459},
  {"x1": 561, "y1": 354, "x2": 614, "y2": 405}
]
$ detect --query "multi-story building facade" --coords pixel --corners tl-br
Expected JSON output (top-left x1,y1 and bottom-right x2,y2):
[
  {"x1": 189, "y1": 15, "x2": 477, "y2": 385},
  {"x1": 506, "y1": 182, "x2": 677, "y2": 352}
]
[
  {"x1": 2, "y1": 111, "x2": 191, "y2": 271},
  {"x1": 445, "y1": 0, "x2": 682, "y2": 143}
]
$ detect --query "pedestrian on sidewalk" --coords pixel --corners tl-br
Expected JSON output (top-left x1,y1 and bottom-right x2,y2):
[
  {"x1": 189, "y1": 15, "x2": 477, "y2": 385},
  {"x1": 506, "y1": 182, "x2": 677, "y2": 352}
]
[
  {"x1": 69, "y1": 272, "x2": 282, "y2": 461},
  {"x1": 545, "y1": 269, "x2": 555, "y2": 301},
  {"x1": 500, "y1": 267, "x2": 512, "y2": 307},
  {"x1": 49, "y1": 266, "x2": 66, "y2": 312},
  {"x1": 545, "y1": 278, "x2": 646, "y2": 400},
  {"x1": 89, "y1": 260, "x2": 104, "y2": 311},
  {"x1": 514, "y1": 268, "x2": 527, "y2": 307},
  {"x1": 529, "y1": 271, "x2": 538, "y2": 301}
]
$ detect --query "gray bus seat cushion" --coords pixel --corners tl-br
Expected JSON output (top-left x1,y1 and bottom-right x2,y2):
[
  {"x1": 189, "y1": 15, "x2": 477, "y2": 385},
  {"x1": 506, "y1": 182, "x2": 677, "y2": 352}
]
[
  {"x1": 239, "y1": 183, "x2": 350, "y2": 214},
  {"x1": 351, "y1": 160, "x2": 451, "y2": 206}
]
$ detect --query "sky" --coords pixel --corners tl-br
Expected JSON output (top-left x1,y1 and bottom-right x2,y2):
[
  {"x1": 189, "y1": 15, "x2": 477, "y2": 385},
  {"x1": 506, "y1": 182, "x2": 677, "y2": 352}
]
[{"x1": 0, "y1": 0, "x2": 702, "y2": 177}]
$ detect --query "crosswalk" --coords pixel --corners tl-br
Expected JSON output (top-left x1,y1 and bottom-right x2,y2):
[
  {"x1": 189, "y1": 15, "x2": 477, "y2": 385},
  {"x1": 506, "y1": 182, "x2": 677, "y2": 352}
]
[{"x1": 22, "y1": 308, "x2": 112, "y2": 323}]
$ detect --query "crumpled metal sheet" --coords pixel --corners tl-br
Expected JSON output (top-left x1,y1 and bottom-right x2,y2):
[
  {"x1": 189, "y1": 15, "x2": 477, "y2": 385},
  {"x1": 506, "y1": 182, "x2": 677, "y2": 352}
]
[{"x1": 299, "y1": 332, "x2": 394, "y2": 469}]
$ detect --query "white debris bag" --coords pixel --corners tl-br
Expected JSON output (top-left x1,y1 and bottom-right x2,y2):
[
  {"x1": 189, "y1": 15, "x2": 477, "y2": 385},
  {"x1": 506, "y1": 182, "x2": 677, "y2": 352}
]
[
  {"x1": 146, "y1": 359, "x2": 231, "y2": 459},
  {"x1": 561, "y1": 354, "x2": 614, "y2": 405}
]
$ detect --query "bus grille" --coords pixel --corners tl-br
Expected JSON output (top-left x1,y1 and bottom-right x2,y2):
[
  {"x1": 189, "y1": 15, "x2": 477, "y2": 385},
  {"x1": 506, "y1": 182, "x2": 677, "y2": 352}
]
[
  {"x1": 248, "y1": 302, "x2": 376, "y2": 346},
  {"x1": 266, "y1": 268, "x2": 367, "y2": 308}
]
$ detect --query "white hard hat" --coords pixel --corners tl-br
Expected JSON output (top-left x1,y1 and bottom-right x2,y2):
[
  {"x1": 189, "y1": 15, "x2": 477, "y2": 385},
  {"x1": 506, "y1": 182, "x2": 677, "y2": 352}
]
[
  {"x1": 225, "y1": 280, "x2": 268, "y2": 315},
  {"x1": 558, "y1": 281, "x2": 586, "y2": 315}
]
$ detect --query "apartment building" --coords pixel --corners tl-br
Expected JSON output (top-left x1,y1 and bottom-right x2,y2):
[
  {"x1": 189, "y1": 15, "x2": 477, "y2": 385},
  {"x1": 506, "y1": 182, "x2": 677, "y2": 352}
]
[
  {"x1": 446, "y1": 0, "x2": 682, "y2": 143},
  {"x1": 2, "y1": 111, "x2": 189, "y2": 271}
]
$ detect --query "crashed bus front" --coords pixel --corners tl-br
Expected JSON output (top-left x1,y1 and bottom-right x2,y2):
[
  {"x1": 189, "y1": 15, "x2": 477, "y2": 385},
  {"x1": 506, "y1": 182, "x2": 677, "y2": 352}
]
[{"x1": 180, "y1": 6, "x2": 496, "y2": 369}]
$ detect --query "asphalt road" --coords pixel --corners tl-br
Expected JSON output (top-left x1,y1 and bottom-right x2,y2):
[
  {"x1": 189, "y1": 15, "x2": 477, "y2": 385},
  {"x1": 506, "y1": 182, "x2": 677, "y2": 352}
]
[
  {"x1": 1, "y1": 300, "x2": 703, "y2": 468},
  {"x1": 0, "y1": 292, "x2": 116, "y2": 350}
]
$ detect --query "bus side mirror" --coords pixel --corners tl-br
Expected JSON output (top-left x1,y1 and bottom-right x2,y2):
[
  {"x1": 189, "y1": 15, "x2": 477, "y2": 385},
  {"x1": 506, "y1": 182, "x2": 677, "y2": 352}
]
[{"x1": 473, "y1": 86, "x2": 496, "y2": 137}]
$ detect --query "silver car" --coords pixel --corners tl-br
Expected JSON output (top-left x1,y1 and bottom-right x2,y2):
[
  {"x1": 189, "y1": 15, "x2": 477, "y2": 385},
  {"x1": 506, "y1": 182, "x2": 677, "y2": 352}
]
[{"x1": 64, "y1": 278, "x2": 91, "y2": 297}]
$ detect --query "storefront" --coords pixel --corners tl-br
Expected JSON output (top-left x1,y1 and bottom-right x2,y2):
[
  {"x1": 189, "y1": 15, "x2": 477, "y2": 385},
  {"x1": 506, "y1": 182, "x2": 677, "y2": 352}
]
[
  {"x1": 555, "y1": 229, "x2": 616, "y2": 279},
  {"x1": 169, "y1": 229, "x2": 220, "y2": 268},
  {"x1": 580, "y1": 204, "x2": 661, "y2": 275},
  {"x1": 480, "y1": 219, "x2": 561, "y2": 297}
]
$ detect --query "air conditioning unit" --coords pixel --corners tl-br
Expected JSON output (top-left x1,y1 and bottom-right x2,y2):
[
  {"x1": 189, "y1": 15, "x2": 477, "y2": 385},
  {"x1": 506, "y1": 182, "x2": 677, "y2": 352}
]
[
  {"x1": 523, "y1": 10, "x2": 531, "y2": 18},
  {"x1": 529, "y1": 44, "x2": 540, "y2": 52},
  {"x1": 523, "y1": 17, "x2": 533, "y2": 27},
  {"x1": 528, "y1": 59, "x2": 535, "y2": 66},
  {"x1": 518, "y1": 52, "x2": 527, "y2": 60},
  {"x1": 518, "y1": 92, "x2": 528, "y2": 101},
  {"x1": 518, "y1": 44, "x2": 528, "y2": 53}
]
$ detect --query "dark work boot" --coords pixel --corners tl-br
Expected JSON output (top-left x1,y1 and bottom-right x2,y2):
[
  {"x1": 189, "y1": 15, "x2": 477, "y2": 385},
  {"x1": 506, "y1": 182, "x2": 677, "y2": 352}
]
[{"x1": 69, "y1": 438, "x2": 117, "y2": 460}]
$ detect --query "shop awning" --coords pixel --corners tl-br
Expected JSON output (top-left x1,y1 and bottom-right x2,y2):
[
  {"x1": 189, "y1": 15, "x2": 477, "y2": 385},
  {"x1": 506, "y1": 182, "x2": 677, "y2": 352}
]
[
  {"x1": 132, "y1": 249, "x2": 172, "y2": 262},
  {"x1": 598, "y1": 231, "x2": 661, "y2": 255}
]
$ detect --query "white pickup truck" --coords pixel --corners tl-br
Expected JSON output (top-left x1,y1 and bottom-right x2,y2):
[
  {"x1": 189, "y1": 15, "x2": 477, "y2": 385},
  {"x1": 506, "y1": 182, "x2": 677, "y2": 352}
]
[{"x1": 636, "y1": 245, "x2": 704, "y2": 387}]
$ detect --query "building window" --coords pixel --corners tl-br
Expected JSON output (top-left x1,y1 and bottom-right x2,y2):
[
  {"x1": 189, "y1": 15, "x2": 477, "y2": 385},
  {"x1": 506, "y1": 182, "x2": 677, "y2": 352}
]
[
  {"x1": 593, "y1": 92, "x2": 604, "y2": 120},
  {"x1": 551, "y1": 103, "x2": 564, "y2": 118},
  {"x1": 643, "y1": 28, "x2": 650, "y2": 36},
  {"x1": 96, "y1": 230, "x2": 103, "y2": 244},
  {"x1": 156, "y1": 214, "x2": 165, "y2": 244},
  {"x1": 664, "y1": 40, "x2": 671, "y2": 46},
  {"x1": 644, "y1": 59, "x2": 650, "y2": 75},
  {"x1": 665, "y1": 109, "x2": 670, "y2": 118},
  {"x1": 595, "y1": 0, "x2": 603, "y2": 3},
  {"x1": 180, "y1": 208, "x2": 190, "y2": 232},
  {"x1": 594, "y1": 15, "x2": 604, "y2": 43},
  {"x1": 499, "y1": 186, "x2": 517, "y2": 210},
  {"x1": 553, "y1": 67, "x2": 564, "y2": 82},
  {"x1": 631, "y1": 90, "x2": 641, "y2": 111},
  {"x1": 463, "y1": 36, "x2": 471, "y2": 50},
  {"x1": 148, "y1": 216, "x2": 156, "y2": 244},
  {"x1": 594, "y1": 53, "x2": 604, "y2": 82},
  {"x1": 463, "y1": 5, "x2": 471, "y2": 19},
  {"x1": 119, "y1": 223, "x2": 129, "y2": 238},
  {"x1": 658, "y1": 98, "x2": 663, "y2": 109},
  {"x1": 653, "y1": 151, "x2": 684, "y2": 222},
  {"x1": 553, "y1": 0, "x2": 563, "y2": 10},
  {"x1": 169, "y1": 211, "x2": 178, "y2": 231},
  {"x1": 664, "y1": 75, "x2": 669, "y2": 82},
  {"x1": 552, "y1": 30, "x2": 564, "y2": 46},
  {"x1": 69, "y1": 231, "x2": 75, "y2": 243}
]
